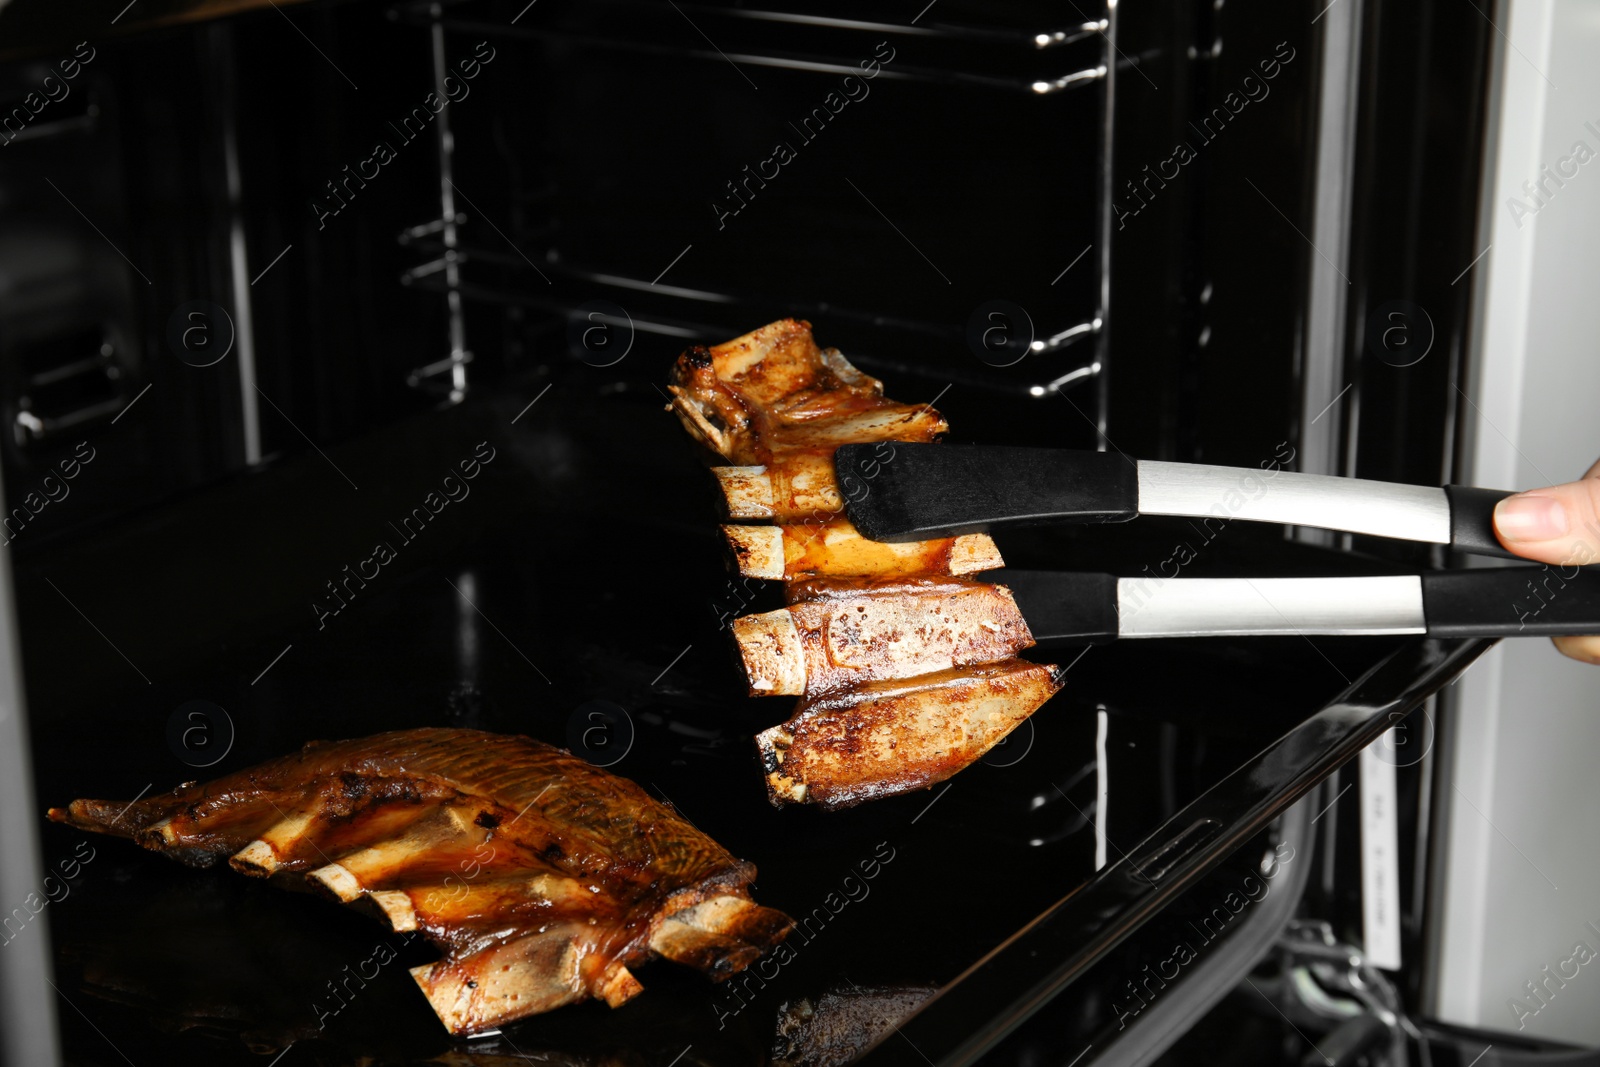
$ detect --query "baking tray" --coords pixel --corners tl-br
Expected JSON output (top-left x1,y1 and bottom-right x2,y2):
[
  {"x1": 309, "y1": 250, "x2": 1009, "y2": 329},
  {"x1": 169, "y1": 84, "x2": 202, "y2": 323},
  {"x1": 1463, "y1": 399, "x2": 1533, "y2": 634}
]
[{"x1": 12, "y1": 379, "x2": 1484, "y2": 1066}]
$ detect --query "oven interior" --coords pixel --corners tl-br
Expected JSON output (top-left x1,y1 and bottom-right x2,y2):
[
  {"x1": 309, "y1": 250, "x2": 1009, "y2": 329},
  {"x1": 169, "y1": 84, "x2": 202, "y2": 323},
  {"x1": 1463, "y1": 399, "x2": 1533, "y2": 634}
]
[{"x1": 0, "y1": 1, "x2": 1501, "y2": 1065}]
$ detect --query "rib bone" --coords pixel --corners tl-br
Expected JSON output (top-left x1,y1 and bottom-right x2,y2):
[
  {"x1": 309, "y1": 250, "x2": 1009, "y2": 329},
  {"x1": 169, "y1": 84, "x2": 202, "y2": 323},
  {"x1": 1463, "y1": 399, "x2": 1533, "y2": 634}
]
[
  {"x1": 713, "y1": 452, "x2": 845, "y2": 521},
  {"x1": 732, "y1": 578, "x2": 1033, "y2": 696}
]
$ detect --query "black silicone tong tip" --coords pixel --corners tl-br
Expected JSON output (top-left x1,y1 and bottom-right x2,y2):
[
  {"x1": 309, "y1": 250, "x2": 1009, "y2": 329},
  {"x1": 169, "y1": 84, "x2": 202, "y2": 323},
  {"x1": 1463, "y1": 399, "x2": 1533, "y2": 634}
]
[{"x1": 835, "y1": 443, "x2": 1139, "y2": 542}]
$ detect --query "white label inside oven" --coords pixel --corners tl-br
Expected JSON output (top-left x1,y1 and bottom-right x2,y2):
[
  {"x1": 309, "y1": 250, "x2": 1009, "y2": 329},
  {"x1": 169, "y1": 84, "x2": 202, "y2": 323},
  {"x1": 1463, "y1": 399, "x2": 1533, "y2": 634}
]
[{"x1": 1360, "y1": 733, "x2": 1403, "y2": 971}]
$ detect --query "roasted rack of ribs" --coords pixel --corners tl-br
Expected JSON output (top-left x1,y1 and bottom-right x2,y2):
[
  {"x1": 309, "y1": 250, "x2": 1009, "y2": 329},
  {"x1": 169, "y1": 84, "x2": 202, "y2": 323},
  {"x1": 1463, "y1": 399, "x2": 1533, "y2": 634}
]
[
  {"x1": 667, "y1": 320, "x2": 1064, "y2": 809},
  {"x1": 48, "y1": 728, "x2": 792, "y2": 1035}
]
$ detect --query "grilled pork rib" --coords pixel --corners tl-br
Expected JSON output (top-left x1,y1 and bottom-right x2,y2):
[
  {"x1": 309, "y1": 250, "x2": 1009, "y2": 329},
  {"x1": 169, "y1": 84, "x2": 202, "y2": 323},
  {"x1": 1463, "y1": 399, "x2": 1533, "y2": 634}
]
[
  {"x1": 668, "y1": 321, "x2": 1063, "y2": 809},
  {"x1": 757, "y1": 660, "x2": 1065, "y2": 809},
  {"x1": 47, "y1": 728, "x2": 792, "y2": 1034},
  {"x1": 730, "y1": 578, "x2": 1034, "y2": 697},
  {"x1": 667, "y1": 317, "x2": 947, "y2": 470}
]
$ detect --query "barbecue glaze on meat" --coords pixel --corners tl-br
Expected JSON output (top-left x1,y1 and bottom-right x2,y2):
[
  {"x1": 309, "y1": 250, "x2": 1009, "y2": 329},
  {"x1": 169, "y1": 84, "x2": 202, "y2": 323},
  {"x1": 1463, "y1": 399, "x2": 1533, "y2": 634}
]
[
  {"x1": 668, "y1": 321, "x2": 1063, "y2": 809},
  {"x1": 721, "y1": 520, "x2": 1002, "y2": 582},
  {"x1": 47, "y1": 728, "x2": 792, "y2": 1034}
]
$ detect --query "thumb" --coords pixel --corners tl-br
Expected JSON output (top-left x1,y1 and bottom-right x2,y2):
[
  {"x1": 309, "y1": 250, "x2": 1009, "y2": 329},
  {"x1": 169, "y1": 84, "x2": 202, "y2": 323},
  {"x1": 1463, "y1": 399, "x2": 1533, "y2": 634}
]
[
  {"x1": 1493, "y1": 458, "x2": 1600, "y2": 567},
  {"x1": 1552, "y1": 634, "x2": 1600, "y2": 666}
]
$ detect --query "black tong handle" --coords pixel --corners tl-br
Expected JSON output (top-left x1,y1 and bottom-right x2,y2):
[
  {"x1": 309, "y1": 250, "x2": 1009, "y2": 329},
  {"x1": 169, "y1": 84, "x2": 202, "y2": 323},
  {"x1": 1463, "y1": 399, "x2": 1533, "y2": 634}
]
[
  {"x1": 839, "y1": 444, "x2": 1523, "y2": 558},
  {"x1": 995, "y1": 567, "x2": 1600, "y2": 643},
  {"x1": 1443, "y1": 485, "x2": 1519, "y2": 559}
]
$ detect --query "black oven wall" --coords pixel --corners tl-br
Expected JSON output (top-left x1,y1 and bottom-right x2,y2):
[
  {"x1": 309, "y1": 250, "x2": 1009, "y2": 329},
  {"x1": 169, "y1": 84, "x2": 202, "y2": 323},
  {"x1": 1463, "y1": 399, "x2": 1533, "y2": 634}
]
[
  {"x1": 0, "y1": 3, "x2": 453, "y2": 553},
  {"x1": 0, "y1": 0, "x2": 1123, "y2": 550}
]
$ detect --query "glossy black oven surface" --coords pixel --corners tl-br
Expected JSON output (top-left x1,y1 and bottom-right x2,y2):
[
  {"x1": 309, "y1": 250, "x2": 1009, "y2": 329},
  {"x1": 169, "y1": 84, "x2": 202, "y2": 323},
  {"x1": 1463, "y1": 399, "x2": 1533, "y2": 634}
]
[{"x1": 18, "y1": 373, "x2": 1478, "y2": 1066}]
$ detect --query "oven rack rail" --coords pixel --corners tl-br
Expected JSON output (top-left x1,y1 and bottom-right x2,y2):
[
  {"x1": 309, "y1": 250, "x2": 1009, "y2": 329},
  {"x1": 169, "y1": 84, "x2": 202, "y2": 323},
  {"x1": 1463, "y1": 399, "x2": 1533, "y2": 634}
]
[
  {"x1": 393, "y1": 0, "x2": 1110, "y2": 96},
  {"x1": 391, "y1": 0, "x2": 1118, "y2": 407},
  {"x1": 447, "y1": 0, "x2": 1111, "y2": 49},
  {"x1": 398, "y1": 241, "x2": 1102, "y2": 399}
]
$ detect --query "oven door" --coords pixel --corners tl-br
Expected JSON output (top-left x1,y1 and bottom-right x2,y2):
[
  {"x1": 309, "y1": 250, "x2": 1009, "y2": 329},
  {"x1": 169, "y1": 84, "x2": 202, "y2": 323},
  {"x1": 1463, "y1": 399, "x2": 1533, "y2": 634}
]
[{"x1": 0, "y1": 0, "x2": 1499, "y2": 1064}]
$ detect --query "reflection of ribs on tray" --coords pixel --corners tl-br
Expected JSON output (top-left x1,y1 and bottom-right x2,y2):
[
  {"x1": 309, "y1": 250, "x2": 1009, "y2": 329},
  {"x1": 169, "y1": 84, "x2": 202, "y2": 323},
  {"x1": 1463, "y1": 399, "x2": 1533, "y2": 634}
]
[
  {"x1": 668, "y1": 320, "x2": 1064, "y2": 810},
  {"x1": 49, "y1": 728, "x2": 792, "y2": 1034}
]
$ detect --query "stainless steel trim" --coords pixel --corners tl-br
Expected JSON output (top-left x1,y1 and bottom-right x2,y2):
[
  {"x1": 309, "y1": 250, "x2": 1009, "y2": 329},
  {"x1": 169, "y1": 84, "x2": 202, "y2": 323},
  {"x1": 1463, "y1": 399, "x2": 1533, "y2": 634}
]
[
  {"x1": 1300, "y1": 0, "x2": 1364, "y2": 483},
  {"x1": 0, "y1": 460, "x2": 62, "y2": 1067},
  {"x1": 1116, "y1": 575, "x2": 1427, "y2": 638},
  {"x1": 1294, "y1": 0, "x2": 1365, "y2": 556},
  {"x1": 1136, "y1": 460, "x2": 1453, "y2": 543}
]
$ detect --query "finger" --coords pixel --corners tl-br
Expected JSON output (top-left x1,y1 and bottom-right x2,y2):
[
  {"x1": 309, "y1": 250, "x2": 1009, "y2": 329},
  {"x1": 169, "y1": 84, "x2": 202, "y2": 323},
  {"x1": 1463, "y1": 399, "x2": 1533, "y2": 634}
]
[
  {"x1": 1493, "y1": 463, "x2": 1600, "y2": 567},
  {"x1": 1552, "y1": 634, "x2": 1600, "y2": 665}
]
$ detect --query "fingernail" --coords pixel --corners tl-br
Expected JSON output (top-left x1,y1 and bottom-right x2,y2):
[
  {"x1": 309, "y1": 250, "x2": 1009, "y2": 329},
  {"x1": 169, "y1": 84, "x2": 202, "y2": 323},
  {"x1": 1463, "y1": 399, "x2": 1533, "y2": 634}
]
[{"x1": 1495, "y1": 494, "x2": 1570, "y2": 541}]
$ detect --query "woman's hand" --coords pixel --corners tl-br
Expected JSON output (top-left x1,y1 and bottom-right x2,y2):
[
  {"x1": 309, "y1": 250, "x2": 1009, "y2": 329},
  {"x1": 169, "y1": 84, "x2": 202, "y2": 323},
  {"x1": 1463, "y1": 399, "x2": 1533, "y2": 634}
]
[{"x1": 1493, "y1": 457, "x2": 1600, "y2": 664}]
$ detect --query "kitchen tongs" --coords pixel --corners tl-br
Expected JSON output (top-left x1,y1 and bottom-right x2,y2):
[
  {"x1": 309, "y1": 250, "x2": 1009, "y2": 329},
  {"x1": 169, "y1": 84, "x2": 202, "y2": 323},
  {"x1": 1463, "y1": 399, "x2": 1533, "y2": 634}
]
[
  {"x1": 994, "y1": 568, "x2": 1600, "y2": 643},
  {"x1": 836, "y1": 443, "x2": 1517, "y2": 557}
]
